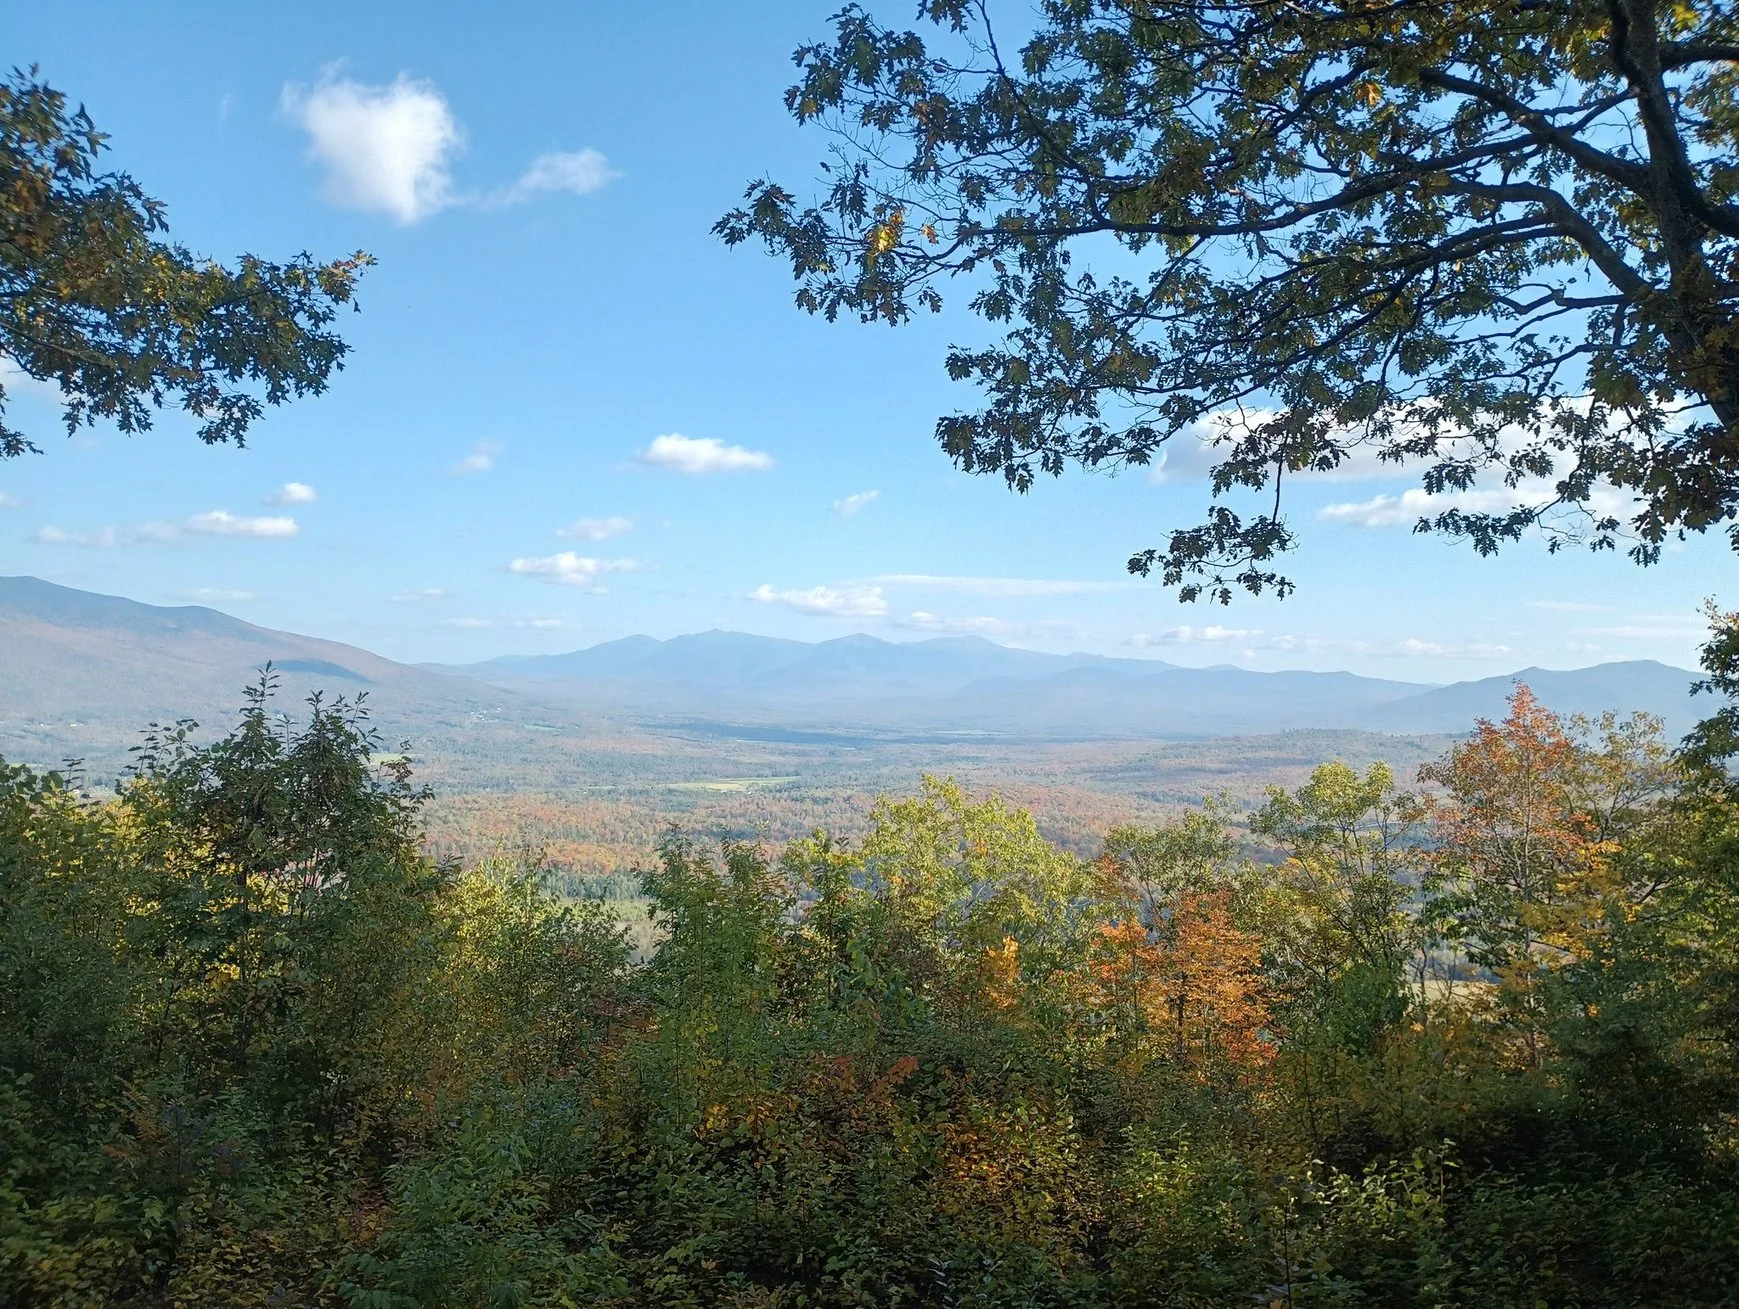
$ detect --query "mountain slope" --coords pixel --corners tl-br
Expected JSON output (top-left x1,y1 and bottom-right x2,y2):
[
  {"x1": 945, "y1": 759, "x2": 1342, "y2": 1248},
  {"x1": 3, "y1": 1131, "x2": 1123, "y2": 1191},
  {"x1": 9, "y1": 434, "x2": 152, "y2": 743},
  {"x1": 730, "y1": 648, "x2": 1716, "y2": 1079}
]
[
  {"x1": 0, "y1": 575, "x2": 552, "y2": 770},
  {"x1": 1364, "y1": 661, "x2": 1699, "y2": 733}
]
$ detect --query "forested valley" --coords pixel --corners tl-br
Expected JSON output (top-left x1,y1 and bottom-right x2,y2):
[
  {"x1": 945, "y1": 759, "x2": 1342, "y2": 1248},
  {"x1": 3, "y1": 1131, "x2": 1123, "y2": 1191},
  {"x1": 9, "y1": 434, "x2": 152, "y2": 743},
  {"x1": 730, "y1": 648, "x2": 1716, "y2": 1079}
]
[{"x1": 5, "y1": 616, "x2": 1739, "y2": 1306}]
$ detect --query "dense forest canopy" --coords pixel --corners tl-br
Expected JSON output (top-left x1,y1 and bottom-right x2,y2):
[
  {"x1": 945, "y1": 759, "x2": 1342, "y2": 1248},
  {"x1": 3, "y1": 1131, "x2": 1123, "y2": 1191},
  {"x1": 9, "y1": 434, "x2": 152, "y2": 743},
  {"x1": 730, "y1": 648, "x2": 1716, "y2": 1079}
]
[
  {"x1": 720, "y1": 1, "x2": 1739, "y2": 601},
  {"x1": 3, "y1": 628, "x2": 1738, "y2": 1304}
]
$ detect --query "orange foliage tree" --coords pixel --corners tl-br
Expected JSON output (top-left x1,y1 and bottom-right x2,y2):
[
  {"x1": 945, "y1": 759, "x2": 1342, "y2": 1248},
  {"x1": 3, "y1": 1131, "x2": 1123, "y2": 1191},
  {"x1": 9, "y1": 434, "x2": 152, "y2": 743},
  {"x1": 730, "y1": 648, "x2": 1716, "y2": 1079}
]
[{"x1": 1422, "y1": 685, "x2": 1623, "y2": 1063}]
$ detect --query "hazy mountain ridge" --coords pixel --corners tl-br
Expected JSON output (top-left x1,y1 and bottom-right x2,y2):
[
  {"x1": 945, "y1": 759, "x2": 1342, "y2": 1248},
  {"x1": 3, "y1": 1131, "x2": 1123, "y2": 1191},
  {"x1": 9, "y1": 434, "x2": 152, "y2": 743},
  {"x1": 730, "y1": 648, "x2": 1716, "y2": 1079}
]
[
  {"x1": 0, "y1": 578, "x2": 1705, "y2": 777},
  {"x1": 457, "y1": 629, "x2": 1189, "y2": 690},
  {"x1": 442, "y1": 629, "x2": 1700, "y2": 739}
]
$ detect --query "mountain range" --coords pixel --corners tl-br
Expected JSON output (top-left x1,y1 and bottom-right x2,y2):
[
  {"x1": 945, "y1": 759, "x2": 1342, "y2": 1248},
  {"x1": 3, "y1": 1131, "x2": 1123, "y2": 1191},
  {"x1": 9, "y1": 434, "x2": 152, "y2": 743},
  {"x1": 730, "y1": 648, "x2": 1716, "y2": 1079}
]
[
  {"x1": 0, "y1": 575, "x2": 1706, "y2": 775},
  {"x1": 439, "y1": 629, "x2": 1703, "y2": 739}
]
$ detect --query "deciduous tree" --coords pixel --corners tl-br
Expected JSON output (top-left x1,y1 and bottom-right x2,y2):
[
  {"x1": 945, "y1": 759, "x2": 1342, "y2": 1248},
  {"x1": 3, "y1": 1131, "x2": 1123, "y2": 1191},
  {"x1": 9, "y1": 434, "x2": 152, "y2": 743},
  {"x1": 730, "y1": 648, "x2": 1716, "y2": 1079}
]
[
  {"x1": 1, "y1": 69, "x2": 370, "y2": 459},
  {"x1": 721, "y1": 1, "x2": 1739, "y2": 600}
]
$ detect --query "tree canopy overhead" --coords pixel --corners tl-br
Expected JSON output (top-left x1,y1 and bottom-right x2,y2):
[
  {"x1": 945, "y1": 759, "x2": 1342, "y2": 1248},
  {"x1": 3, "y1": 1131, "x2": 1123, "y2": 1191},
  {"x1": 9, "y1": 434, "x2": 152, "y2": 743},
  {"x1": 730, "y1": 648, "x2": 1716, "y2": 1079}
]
[
  {"x1": 0, "y1": 68, "x2": 371, "y2": 460},
  {"x1": 719, "y1": 1, "x2": 1739, "y2": 601}
]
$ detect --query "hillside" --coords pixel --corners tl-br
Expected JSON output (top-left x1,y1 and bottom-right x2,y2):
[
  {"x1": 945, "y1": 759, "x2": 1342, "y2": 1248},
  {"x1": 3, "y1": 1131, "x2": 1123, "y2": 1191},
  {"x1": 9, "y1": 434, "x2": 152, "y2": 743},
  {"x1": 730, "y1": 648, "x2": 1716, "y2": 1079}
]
[{"x1": 0, "y1": 575, "x2": 569, "y2": 774}]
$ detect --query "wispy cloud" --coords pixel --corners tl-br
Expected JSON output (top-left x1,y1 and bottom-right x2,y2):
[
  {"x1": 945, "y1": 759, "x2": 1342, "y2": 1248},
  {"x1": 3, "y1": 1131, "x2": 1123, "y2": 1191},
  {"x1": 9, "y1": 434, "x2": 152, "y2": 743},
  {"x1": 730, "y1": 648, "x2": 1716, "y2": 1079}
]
[
  {"x1": 832, "y1": 489, "x2": 879, "y2": 517},
  {"x1": 898, "y1": 610, "x2": 1003, "y2": 635},
  {"x1": 874, "y1": 574, "x2": 1126, "y2": 597},
  {"x1": 507, "y1": 551, "x2": 637, "y2": 589},
  {"x1": 442, "y1": 616, "x2": 494, "y2": 629},
  {"x1": 1397, "y1": 637, "x2": 1512, "y2": 658},
  {"x1": 265, "y1": 481, "x2": 317, "y2": 505},
  {"x1": 1319, "y1": 473, "x2": 1635, "y2": 531},
  {"x1": 33, "y1": 510, "x2": 297, "y2": 546},
  {"x1": 1575, "y1": 625, "x2": 1702, "y2": 640},
  {"x1": 183, "y1": 587, "x2": 256, "y2": 603},
  {"x1": 33, "y1": 525, "x2": 118, "y2": 548},
  {"x1": 450, "y1": 440, "x2": 499, "y2": 475},
  {"x1": 1128, "y1": 624, "x2": 1258, "y2": 647},
  {"x1": 1528, "y1": 600, "x2": 1608, "y2": 613},
  {"x1": 750, "y1": 583, "x2": 887, "y2": 617},
  {"x1": 1125, "y1": 627, "x2": 1514, "y2": 661},
  {"x1": 391, "y1": 587, "x2": 448, "y2": 603},
  {"x1": 282, "y1": 72, "x2": 615, "y2": 225},
  {"x1": 489, "y1": 149, "x2": 616, "y2": 206},
  {"x1": 186, "y1": 510, "x2": 298, "y2": 539},
  {"x1": 637, "y1": 433, "x2": 773, "y2": 475},
  {"x1": 557, "y1": 515, "x2": 634, "y2": 542},
  {"x1": 1318, "y1": 486, "x2": 1522, "y2": 528},
  {"x1": 1567, "y1": 611, "x2": 1704, "y2": 642}
]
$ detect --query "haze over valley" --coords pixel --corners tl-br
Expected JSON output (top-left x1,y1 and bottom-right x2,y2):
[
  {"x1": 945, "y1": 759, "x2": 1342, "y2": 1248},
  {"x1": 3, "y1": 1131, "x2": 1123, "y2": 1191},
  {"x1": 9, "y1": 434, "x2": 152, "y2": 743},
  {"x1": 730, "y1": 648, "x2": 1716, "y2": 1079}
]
[{"x1": 3, "y1": 573, "x2": 1704, "y2": 874}]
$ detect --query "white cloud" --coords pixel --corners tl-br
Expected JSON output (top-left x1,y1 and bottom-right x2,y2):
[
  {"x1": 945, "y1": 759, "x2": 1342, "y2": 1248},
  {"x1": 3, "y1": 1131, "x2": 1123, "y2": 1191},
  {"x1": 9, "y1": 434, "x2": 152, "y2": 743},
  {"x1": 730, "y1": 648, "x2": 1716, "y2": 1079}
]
[
  {"x1": 1147, "y1": 398, "x2": 1684, "y2": 493},
  {"x1": 832, "y1": 489, "x2": 879, "y2": 517},
  {"x1": 31, "y1": 510, "x2": 296, "y2": 547},
  {"x1": 0, "y1": 491, "x2": 21, "y2": 509},
  {"x1": 1147, "y1": 410, "x2": 1407, "y2": 485},
  {"x1": 33, "y1": 525, "x2": 118, "y2": 548},
  {"x1": 283, "y1": 73, "x2": 613, "y2": 224},
  {"x1": 638, "y1": 433, "x2": 774, "y2": 475},
  {"x1": 1129, "y1": 624, "x2": 1259, "y2": 647},
  {"x1": 513, "y1": 617, "x2": 570, "y2": 630},
  {"x1": 265, "y1": 481, "x2": 317, "y2": 505},
  {"x1": 1326, "y1": 477, "x2": 1646, "y2": 539},
  {"x1": 1317, "y1": 486, "x2": 1525, "y2": 528},
  {"x1": 443, "y1": 616, "x2": 494, "y2": 629},
  {"x1": 873, "y1": 573, "x2": 1126, "y2": 597},
  {"x1": 1528, "y1": 600, "x2": 1608, "y2": 613},
  {"x1": 1398, "y1": 637, "x2": 1512, "y2": 659},
  {"x1": 1127, "y1": 627, "x2": 1514, "y2": 662},
  {"x1": 491, "y1": 149, "x2": 616, "y2": 206},
  {"x1": 899, "y1": 610, "x2": 1003, "y2": 635},
  {"x1": 184, "y1": 588, "x2": 256, "y2": 603},
  {"x1": 750, "y1": 583, "x2": 887, "y2": 617},
  {"x1": 557, "y1": 515, "x2": 634, "y2": 541},
  {"x1": 450, "y1": 440, "x2": 499, "y2": 475},
  {"x1": 282, "y1": 72, "x2": 461, "y2": 224},
  {"x1": 185, "y1": 510, "x2": 299, "y2": 539},
  {"x1": 507, "y1": 551, "x2": 638, "y2": 589},
  {"x1": 391, "y1": 587, "x2": 448, "y2": 602},
  {"x1": 1145, "y1": 423, "x2": 1222, "y2": 485}
]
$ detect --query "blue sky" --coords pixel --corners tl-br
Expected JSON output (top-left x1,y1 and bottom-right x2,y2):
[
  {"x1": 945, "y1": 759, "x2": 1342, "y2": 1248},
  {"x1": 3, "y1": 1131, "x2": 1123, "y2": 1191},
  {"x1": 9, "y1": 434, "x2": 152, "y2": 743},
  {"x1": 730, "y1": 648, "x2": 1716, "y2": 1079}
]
[{"x1": 1, "y1": 1, "x2": 1731, "y2": 682}]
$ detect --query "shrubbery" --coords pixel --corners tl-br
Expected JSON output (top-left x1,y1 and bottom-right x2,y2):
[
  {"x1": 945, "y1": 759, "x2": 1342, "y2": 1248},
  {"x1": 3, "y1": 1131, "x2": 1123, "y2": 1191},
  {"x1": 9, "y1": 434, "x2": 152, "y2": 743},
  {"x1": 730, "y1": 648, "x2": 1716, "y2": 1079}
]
[{"x1": 3, "y1": 663, "x2": 1738, "y2": 1306}]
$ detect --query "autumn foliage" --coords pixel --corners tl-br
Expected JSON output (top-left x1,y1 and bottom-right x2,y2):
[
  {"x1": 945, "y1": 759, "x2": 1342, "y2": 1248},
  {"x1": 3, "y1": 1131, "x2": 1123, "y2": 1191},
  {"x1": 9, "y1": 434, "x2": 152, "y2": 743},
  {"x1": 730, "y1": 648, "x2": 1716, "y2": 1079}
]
[{"x1": 4, "y1": 667, "x2": 1739, "y2": 1305}]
